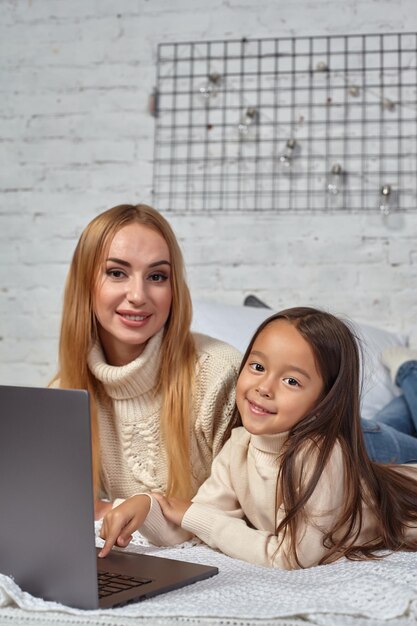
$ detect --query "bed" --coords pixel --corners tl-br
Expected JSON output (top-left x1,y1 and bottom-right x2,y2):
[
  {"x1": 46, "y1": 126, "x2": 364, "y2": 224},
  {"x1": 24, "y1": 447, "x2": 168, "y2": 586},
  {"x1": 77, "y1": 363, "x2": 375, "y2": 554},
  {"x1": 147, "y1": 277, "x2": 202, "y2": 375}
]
[{"x1": 0, "y1": 300, "x2": 416, "y2": 626}]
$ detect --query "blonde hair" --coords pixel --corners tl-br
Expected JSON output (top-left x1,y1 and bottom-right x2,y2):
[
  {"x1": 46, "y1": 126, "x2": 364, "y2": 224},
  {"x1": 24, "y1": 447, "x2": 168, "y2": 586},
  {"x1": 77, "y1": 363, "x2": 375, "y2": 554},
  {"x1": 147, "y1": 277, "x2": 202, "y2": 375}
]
[{"x1": 52, "y1": 204, "x2": 196, "y2": 498}]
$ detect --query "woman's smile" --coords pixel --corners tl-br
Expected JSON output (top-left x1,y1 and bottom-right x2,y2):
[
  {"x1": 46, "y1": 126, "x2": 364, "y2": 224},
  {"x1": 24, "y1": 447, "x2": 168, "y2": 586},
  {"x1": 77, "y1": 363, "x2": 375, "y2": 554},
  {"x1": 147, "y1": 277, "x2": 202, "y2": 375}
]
[{"x1": 117, "y1": 310, "x2": 152, "y2": 325}]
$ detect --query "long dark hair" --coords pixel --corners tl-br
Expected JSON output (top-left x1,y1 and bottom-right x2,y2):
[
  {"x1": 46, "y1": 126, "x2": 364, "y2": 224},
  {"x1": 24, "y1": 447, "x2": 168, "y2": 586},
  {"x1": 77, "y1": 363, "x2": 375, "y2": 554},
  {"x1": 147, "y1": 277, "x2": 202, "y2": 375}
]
[{"x1": 239, "y1": 306, "x2": 417, "y2": 566}]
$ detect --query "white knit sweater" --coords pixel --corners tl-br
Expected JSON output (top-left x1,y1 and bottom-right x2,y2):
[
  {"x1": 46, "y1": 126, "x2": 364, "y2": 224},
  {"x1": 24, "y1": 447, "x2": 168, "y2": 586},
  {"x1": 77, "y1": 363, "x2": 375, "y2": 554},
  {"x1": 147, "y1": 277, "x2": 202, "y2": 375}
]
[
  {"x1": 88, "y1": 329, "x2": 242, "y2": 500},
  {"x1": 140, "y1": 427, "x2": 417, "y2": 568}
]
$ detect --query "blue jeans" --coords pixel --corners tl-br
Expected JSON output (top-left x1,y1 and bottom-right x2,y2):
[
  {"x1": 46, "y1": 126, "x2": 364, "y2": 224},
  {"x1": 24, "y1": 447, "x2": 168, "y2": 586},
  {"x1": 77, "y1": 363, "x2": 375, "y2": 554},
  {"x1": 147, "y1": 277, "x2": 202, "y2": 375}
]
[{"x1": 362, "y1": 360, "x2": 417, "y2": 464}]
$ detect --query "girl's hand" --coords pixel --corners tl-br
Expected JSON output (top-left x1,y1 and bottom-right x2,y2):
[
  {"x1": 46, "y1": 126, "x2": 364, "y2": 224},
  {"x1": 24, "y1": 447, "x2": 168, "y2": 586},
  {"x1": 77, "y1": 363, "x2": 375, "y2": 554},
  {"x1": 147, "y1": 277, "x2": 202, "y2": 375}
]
[
  {"x1": 94, "y1": 499, "x2": 113, "y2": 520},
  {"x1": 152, "y1": 493, "x2": 191, "y2": 526},
  {"x1": 98, "y1": 495, "x2": 151, "y2": 558}
]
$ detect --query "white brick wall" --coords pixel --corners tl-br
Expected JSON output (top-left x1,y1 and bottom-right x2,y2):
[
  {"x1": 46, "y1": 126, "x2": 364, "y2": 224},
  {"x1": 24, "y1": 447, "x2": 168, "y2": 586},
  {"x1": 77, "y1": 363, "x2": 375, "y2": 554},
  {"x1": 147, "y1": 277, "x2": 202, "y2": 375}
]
[{"x1": 1, "y1": 0, "x2": 416, "y2": 386}]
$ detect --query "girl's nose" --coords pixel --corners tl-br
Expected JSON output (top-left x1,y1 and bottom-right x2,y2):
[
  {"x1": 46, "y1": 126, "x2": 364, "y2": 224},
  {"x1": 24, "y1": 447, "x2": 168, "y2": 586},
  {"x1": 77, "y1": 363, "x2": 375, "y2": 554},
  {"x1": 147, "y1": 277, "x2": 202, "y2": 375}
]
[{"x1": 256, "y1": 385, "x2": 272, "y2": 398}]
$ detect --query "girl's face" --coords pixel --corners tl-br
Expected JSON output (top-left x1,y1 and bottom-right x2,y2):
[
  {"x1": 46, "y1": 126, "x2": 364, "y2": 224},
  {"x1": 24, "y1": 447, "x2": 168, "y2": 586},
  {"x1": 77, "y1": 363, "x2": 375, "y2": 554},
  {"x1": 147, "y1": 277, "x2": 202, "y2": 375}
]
[
  {"x1": 236, "y1": 319, "x2": 324, "y2": 436},
  {"x1": 94, "y1": 222, "x2": 172, "y2": 366}
]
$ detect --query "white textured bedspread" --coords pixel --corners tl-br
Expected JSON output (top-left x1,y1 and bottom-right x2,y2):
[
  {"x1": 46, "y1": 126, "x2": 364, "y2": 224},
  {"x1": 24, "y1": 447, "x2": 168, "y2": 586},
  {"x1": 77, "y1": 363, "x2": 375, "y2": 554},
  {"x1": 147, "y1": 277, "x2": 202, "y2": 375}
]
[{"x1": 0, "y1": 524, "x2": 416, "y2": 626}]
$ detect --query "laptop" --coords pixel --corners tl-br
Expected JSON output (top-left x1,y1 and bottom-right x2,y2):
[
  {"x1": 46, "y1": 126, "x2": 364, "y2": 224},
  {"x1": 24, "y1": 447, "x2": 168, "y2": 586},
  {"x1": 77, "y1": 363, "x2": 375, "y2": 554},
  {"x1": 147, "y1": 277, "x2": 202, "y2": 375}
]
[{"x1": 0, "y1": 385, "x2": 218, "y2": 609}]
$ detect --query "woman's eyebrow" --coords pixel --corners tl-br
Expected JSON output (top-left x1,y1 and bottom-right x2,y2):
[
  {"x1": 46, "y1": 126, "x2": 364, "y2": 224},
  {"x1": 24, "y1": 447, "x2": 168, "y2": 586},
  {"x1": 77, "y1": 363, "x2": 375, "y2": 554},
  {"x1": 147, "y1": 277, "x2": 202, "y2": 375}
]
[
  {"x1": 149, "y1": 260, "x2": 171, "y2": 268},
  {"x1": 106, "y1": 257, "x2": 171, "y2": 268},
  {"x1": 106, "y1": 257, "x2": 130, "y2": 267}
]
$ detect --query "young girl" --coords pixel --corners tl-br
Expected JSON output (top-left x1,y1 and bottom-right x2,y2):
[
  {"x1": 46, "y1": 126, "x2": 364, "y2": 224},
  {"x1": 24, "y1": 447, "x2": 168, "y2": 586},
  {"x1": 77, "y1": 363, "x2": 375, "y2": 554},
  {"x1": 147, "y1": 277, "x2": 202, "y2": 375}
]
[
  {"x1": 51, "y1": 203, "x2": 241, "y2": 519},
  {"x1": 99, "y1": 307, "x2": 417, "y2": 569}
]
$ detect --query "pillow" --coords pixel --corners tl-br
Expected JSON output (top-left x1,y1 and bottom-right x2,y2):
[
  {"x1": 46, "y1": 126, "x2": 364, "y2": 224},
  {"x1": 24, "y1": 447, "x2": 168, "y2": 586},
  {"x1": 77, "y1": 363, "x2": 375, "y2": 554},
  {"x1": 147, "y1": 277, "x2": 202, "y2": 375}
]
[
  {"x1": 192, "y1": 299, "x2": 273, "y2": 353},
  {"x1": 352, "y1": 321, "x2": 408, "y2": 420},
  {"x1": 191, "y1": 299, "x2": 409, "y2": 421}
]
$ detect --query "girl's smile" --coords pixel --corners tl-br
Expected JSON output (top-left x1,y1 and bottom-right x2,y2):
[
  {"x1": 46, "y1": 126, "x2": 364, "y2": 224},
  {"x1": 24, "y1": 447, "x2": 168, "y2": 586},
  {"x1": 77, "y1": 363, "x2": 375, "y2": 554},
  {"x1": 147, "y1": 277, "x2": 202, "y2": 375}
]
[
  {"x1": 236, "y1": 319, "x2": 324, "y2": 436},
  {"x1": 247, "y1": 398, "x2": 276, "y2": 416}
]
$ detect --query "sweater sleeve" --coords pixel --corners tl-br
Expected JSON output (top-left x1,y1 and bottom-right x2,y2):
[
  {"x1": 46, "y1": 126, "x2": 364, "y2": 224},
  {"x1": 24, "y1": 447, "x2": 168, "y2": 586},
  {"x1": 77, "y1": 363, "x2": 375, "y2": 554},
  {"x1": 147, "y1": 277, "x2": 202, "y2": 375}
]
[
  {"x1": 182, "y1": 442, "x2": 346, "y2": 569},
  {"x1": 139, "y1": 496, "x2": 193, "y2": 546},
  {"x1": 141, "y1": 437, "x2": 243, "y2": 547},
  {"x1": 192, "y1": 335, "x2": 242, "y2": 460}
]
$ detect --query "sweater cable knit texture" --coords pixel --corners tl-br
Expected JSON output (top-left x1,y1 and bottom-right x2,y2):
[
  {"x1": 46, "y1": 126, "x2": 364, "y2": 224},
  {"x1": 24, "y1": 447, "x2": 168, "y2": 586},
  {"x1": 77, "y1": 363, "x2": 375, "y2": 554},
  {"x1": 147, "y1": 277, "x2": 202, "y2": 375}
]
[{"x1": 88, "y1": 329, "x2": 242, "y2": 500}]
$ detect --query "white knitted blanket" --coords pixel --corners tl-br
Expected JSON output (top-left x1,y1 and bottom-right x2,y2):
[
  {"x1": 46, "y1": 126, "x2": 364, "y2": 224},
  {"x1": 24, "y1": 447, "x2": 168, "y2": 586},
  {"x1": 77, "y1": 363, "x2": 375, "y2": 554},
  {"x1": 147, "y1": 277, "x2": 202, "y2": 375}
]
[{"x1": 0, "y1": 523, "x2": 416, "y2": 626}]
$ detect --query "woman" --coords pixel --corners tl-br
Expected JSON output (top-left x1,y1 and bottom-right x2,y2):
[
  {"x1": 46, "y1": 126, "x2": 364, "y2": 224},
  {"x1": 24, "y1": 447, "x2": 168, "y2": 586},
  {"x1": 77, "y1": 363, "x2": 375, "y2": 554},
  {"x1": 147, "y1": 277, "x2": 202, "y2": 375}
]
[{"x1": 51, "y1": 203, "x2": 242, "y2": 519}]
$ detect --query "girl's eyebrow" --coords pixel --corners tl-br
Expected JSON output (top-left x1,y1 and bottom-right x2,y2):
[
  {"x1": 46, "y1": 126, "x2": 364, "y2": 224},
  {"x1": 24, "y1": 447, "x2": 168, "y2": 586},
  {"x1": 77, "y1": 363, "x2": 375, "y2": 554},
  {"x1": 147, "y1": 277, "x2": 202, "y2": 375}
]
[
  {"x1": 288, "y1": 366, "x2": 311, "y2": 380},
  {"x1": 249, "y1": 350, "x2": 311, "y2": 380},
  {"x1": 106, "y1": 257, "x2": 171, "y2": 268}
]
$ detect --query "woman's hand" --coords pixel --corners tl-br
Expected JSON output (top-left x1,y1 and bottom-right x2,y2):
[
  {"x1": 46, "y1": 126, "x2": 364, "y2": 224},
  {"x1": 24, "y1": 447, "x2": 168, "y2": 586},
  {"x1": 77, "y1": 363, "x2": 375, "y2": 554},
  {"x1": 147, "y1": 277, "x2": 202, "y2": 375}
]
[
  {"x1": 152, "y1": 493, "x2": 191, "y2": 526},
  {"x1": 98, "y1": 494, "x2": 151, "y2": 558},
  {"x1": 94, "y1": 499, "x2": 113, "y2": 520}
]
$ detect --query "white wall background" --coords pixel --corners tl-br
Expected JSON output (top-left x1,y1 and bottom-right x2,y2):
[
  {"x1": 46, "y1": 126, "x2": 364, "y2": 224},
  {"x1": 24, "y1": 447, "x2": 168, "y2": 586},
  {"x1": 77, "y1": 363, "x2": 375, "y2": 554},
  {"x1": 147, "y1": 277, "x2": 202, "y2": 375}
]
[{"x1": 1, "y1": 0, "x2": 417, "y2": 386}]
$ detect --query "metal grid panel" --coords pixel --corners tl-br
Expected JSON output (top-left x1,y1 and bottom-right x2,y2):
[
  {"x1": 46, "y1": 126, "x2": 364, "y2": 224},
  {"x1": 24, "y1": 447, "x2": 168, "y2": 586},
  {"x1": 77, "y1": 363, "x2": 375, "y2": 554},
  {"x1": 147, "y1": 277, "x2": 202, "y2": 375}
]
[{"x1": 152, "y1": 33, "x2": 417, "y2": 214}]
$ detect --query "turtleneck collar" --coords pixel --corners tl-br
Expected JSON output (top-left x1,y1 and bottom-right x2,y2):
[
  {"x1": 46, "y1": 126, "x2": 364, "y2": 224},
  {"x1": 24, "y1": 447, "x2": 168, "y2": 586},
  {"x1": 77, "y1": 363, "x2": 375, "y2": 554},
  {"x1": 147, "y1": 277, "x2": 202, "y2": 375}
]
[
  {"x1": 250, "y1": 430, "x2": 289, "y2": 455},
  {"x1": 88, "y1": 328, "x2": 164, "y2": 400}
]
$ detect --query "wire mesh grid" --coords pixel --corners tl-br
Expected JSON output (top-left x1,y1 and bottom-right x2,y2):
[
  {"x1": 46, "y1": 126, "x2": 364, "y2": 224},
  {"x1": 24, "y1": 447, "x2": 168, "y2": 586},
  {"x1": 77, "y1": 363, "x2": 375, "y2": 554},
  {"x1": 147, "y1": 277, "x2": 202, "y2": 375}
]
[{"x1": 152, "y1": 33, "x2": 417, "y2": 214}]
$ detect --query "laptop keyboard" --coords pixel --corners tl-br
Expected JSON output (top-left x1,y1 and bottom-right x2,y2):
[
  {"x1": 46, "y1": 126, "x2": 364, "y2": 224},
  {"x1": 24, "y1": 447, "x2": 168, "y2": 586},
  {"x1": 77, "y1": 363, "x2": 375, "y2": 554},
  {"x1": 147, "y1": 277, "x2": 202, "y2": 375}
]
[{"x1": 98, "y1": 570, "x2": 153, "y2": 598}]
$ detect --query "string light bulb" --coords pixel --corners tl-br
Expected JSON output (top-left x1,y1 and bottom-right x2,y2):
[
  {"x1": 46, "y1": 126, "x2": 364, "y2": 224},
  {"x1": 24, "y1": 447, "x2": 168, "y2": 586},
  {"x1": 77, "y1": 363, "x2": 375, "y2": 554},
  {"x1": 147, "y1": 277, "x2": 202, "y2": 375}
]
[
  {"x1": 238, "y1": 107, "x2": 259, "y2": 137},
  {"x1": 278, "y1": 139, "x2": 297, "y2": 168},
  {"x1": 382, "y1": 98, "x2": 395, "y2": 112},
  {"x1": 198, "y1": 72, "x2": 222, "y2": 101},
  {"x1": 379, "y1": 184, "x2": 392, "y2": 214},
  {"x1": 327, "y1": 163, "x2": 344, "y2": 195}
]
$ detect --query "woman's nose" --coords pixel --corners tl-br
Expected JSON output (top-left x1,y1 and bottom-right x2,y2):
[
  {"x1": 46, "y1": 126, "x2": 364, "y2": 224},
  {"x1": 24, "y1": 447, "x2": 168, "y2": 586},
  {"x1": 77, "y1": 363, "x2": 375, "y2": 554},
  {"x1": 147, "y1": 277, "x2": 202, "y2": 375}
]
[{"x1": 127, "y1": 278, "x2": 146, "y2": 305}]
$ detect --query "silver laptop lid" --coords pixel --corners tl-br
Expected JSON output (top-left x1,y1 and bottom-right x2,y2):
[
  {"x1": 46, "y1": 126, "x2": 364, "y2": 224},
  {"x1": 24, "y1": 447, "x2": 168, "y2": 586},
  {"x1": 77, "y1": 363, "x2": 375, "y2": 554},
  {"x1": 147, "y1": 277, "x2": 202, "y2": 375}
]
[{"x1": 0, "y1": 385, "x2": 99, "y2": 609}]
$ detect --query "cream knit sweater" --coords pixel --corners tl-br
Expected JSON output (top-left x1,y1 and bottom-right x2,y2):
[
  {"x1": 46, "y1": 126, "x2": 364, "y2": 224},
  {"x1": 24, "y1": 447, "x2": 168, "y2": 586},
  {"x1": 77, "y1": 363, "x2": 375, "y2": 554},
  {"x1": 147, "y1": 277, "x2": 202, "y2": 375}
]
[
  {"x1": 88, "y1": 329, "x2": 242, "y2": 501},
  {"x1": 140, "y1": 427, "x2": 417, "y2": 569}
]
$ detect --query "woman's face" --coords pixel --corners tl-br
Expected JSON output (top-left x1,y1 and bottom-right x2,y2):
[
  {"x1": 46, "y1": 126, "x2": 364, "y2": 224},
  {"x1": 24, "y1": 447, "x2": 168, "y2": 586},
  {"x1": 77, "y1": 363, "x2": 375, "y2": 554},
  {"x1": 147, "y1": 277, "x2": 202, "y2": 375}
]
[{"x1": 94, "y1": 222, "x2": 172, "y2": 366}]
